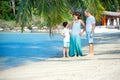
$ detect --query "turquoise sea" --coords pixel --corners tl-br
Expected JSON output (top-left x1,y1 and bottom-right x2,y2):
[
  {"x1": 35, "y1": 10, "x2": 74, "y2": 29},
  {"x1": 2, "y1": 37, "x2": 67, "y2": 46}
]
[{"x1": 0, "y1": 32, "x2": 87, "y2": 70}]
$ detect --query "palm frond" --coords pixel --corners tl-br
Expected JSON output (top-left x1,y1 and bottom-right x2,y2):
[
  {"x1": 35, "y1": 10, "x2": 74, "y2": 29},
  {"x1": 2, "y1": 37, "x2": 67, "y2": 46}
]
[
  {"x1": 17, "y1": 0, "x2": 119, "y2": 33},
  {"x1": 16, "y1": 0, "x2": 33, "y2": 32}
]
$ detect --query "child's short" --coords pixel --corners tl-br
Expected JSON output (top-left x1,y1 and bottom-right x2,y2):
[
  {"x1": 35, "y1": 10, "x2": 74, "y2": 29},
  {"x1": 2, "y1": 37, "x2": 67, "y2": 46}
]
[
  {"x1": 86, "y1": 32, "x2": 94, "y2": 44},
  {"x1": 64, "y1": 42, "x2": 69, "y2": 47}
]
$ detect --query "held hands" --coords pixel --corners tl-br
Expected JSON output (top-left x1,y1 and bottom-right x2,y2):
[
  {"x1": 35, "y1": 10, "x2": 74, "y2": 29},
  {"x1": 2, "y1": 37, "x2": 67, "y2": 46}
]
[
  {"x1": 80, "y1": 31, "x2": 94, "y2": 37},
  {"x1": 79, "y1": 32, "x2": 84, "y2": 36},
  {"x1": 61, "y1": 33, "x2": 65, "y2": 38},
  {"x1": 90, "y1": 32, "x2": 94, "y2": 38},
  {"x1": 62, "y1": 33, "x2": 66, "y2": 38}
]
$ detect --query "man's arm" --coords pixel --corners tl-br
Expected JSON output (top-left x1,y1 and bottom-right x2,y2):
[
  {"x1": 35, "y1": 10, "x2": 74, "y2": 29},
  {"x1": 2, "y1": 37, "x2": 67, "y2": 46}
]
[
  {"x1": 91, "y1": 23, "x2": 96, "y2": 33},
  {"x1": 90, "y1": 17, "x2": 96, "y2": 37}
]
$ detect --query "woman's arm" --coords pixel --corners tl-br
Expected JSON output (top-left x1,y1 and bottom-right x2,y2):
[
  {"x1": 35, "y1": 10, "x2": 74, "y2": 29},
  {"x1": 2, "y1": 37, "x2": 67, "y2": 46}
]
[
  {"x1": 68, "y1": 22, "x2": 73, "y2": 29},
  {"x1": 80, "y1": 20, "x2": 86, "y2": 35}
]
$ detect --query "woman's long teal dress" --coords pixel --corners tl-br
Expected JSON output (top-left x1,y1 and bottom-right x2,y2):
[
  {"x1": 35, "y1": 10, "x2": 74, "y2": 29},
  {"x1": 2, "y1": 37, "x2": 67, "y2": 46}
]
[{"x1": 69, "y1": 20, "x2": 83, "y2": 57}]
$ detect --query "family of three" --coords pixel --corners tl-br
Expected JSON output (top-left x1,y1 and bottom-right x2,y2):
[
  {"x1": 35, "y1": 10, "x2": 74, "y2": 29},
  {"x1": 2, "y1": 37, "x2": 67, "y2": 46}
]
[{"x1": 61, "y1": 10, "x2": 96, "y2": 58}]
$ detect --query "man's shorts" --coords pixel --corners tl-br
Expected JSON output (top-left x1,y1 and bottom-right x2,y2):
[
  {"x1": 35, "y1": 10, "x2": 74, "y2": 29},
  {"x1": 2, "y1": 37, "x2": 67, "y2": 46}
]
[
  {"x1": 86, "y1": 32, "x2": 94, "y2": 44},
  {"x1": 64, "y1": 42, "x2": 70, "y2": 47}
]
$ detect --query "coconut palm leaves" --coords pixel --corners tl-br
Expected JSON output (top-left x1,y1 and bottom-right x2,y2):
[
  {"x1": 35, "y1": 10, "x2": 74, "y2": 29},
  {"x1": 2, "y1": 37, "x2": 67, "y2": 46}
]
[
  {"x1": 17, "y1": 0, "x2": 71, "y2": 33},
  {"x1": 82, "y1": 0, "x2": 105, "y2": 21},
  {"x1": 16, "y1": 0, "x2": 33, "y2": 32},
  {"x1": 16, "y1": 0, "x2": 119, "y2": 33},
  {"x1": 100, "y1": 0, "x2": 120, "y2": 11}
]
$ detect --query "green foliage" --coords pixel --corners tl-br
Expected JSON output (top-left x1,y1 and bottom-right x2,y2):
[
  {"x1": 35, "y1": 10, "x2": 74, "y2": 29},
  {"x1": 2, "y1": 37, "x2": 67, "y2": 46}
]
[
  {"x1": 0, "y1": 0, "x2": 21, "y2": 20},
  {"x1": 0, "y1": 19, "x2": 15, "y2": 29},
  {"x1": 0, "y1": 1, "x2": 13, "y2": 20},
  {"x1": 16, "y1": 0, "x2": 72, "y2": 33},
  {"x1": 100, "y1": 0, "x2": 119, "y2": 11},
  {"x1": 0, "y1": 0, "x2": 119, "y2": 33},
  {"x1": 17, "y1": 0, "x2": 106, "y2": 33},
  {"x1": 16, "y1": 0, "x2": 33, "y2": 32}
]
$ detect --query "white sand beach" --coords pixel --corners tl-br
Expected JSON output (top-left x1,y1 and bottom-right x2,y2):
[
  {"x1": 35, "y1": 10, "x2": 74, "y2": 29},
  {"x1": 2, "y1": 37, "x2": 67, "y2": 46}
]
[{"x1": 0, "y1": 27, "x2": 120, "y2": 80}]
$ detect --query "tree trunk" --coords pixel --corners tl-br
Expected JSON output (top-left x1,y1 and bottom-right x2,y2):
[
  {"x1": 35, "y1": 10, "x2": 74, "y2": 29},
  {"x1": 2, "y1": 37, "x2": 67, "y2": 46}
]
[{"x1": 11, "y1": 0, "x2": 15, "y2": 16}]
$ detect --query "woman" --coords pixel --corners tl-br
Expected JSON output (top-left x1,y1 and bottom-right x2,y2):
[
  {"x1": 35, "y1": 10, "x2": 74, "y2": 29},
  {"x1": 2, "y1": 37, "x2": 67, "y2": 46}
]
[{"x1": 69, "y1": 12, "x2": 85, "y2": 57}]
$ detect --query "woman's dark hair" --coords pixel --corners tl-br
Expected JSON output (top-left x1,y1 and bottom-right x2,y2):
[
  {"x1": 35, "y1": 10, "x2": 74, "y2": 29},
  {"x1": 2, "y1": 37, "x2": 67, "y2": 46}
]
[
  {"x1": 63, "y1": 22, "x2": 68, "y2": 27},
  {"x1": 72, "y1": 12, "x2": 80, "y2": 19}
]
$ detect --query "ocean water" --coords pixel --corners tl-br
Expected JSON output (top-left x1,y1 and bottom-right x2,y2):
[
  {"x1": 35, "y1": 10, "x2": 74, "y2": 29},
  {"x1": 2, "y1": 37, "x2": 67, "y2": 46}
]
[{"x1": 0, "y1": 32, "x2": 87, "y2": 70}]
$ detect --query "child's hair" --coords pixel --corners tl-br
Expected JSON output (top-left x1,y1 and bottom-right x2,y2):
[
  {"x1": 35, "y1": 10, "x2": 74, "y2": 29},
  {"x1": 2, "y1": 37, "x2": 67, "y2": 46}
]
[{"x1": 63, "y1": 22, "x2": 68, "y2": 27}]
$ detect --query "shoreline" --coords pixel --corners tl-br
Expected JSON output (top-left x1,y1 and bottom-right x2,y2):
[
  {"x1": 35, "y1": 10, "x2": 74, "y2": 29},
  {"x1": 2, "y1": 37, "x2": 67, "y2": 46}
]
[{"x1": 0, "y1": 26, "x2": 119, "y2": 33}]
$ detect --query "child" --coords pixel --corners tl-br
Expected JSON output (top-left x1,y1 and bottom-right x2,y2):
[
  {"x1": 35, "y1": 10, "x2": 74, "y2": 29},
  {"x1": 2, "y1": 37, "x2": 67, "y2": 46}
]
[{"x1": 61, "y1": 22, "x2": 70, "y2": 58}]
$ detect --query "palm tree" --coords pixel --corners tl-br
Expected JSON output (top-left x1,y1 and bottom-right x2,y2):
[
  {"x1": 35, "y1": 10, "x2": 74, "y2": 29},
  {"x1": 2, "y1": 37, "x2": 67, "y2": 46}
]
[{"x1": 17, "y1": 0, "x2": 119, "y2": 33}]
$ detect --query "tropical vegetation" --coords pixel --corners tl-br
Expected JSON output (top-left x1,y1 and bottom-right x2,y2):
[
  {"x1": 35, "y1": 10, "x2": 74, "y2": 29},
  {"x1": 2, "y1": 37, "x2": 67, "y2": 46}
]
[{"x1": 0, "y1": 0, "x2": 120, "y2": 33}]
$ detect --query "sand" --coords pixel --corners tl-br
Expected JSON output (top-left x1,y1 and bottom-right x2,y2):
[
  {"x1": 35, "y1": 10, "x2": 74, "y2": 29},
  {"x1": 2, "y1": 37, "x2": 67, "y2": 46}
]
[{"x1": 0, "y1": 27, "x2": 120, "y2": 80}]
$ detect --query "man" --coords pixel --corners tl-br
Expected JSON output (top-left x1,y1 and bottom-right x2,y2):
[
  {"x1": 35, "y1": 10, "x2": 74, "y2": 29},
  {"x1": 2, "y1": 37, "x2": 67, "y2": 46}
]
[{"x1": 84, "y1": 10, "x2": 96, "y2": 56}]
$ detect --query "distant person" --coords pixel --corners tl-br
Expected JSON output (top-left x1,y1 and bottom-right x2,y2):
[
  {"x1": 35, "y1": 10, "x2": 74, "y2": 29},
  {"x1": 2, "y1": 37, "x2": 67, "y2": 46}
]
[
  {"x1": 69, "y1": 12, "x2": 85, "y2": 57},
  {"x1": 84, "y1": 10, "x2": 96, "y2": 56},
  {"x1": 61, "y1": 22, "x2": 70, "y2": 58}
]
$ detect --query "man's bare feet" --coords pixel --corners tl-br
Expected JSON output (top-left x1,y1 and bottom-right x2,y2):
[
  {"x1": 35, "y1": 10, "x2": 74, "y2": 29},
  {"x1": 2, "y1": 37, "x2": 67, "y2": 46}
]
[{"x1": 86, "y1": 53, "x2": 94, "y2": 57}]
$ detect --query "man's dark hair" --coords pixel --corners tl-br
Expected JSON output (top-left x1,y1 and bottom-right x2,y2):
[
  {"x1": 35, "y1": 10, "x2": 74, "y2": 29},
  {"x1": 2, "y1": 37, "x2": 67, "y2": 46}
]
[{"x1": 63, "y1": 22, "x2": 68, "y2": 27}]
